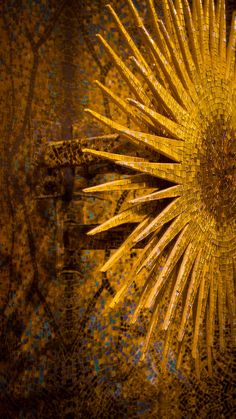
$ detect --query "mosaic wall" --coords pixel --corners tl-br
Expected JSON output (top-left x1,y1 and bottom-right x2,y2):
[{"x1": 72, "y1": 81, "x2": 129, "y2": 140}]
[{"x1": 0, "y1": 0, "x2": 235, "y2": 418}]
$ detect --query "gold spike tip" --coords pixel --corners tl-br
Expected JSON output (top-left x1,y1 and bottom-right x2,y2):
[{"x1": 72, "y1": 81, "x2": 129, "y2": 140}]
[
  {"x1": 96, "y1": 34, "x2": 103, "y2": 41},
  {"x1": 84, "y1": 0, "x2": 236, "y2": 373}
]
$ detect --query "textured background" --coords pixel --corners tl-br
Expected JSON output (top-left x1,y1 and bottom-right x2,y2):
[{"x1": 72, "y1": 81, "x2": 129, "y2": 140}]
[{"x1": 0, "y1": 0, "x2": 235, "y2": 417}]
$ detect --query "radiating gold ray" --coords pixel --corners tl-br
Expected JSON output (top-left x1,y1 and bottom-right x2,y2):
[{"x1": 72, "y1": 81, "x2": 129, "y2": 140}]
[
  {"x1": 83, "y1": 174, "x2": 155, "y2": 193},
  {"x1": 208, "y1": 259, "x2": 218, "y2": 348},
  {"x1": 194, "y1": 255, "x2": 215, "y2": 357},
  {"x1": 209, "y1": 0, "x2": 219, "y2": 64},
  {"x1": 218, "y1": 267, "x2": 226, "y2": 351},
  {"x1": 177, "y1": 246, "x2": 211, "y2": 341},
  {"x1": 147, "y1": 0, "x2": 171, "y2": 60},
  {"x1": 108, "y1": 0, "x2": 172, "y2": 110},
  {"x1": 127, "y1": 99, "x2": 185, "y2": 138},
  {"x1": 109, "y1": 233, "x2": 161, "y2": 309},
  {"x1": 226, "y1": 11, "x2": 236, "y2": 78},
  {"x1": 146, "y1": 222, "x2": 196, "y2": 309},
  {"x1": 206, "y1": 308, "x2": 213, "y2": 375},
  {"x1": 94, "y1": 80, "x2": 150, "y2": 129},
  {"x1": 136, "y1": 196, "x2": 194, "y2": 244},
  {"x1": 203, "y1": 0, "x2": 210, "y2": 57},
  {"x1": 84, "y1": 109, "x2": 184, "y2": 161},
  {"x1": 129, "y1": 185, "x2": 183, "y2": 204},
  {"x1": 139, "y1": 25, "x2": 194, "y2": 108},
  {"x1": 100, "y1": 218, "x2": 150, "y2": 273},
  {"x1": 110, "y1": 226, "x2": 167, "y2": 311},
  {"x1": 162, "y1": 0, "x2": 177, "y2": 42},
  {"x1": 84, "y1": 106, "x2": 154, "y2": 138},
  {"x1": 141, "y1": 300, "x2": 160, "y2": 360},
  {"x1": 163, "y1": 239, "x2": 201, "y2": 330},
  {"x1": 192, "y1": 268, "x2": 209, "y2": 358},
  {"x1": 87, "y1": 206, "x2": 145, "y2": 236},
  {"x1": 96, "y1": 34, "x2": 150, "y2": 105},
  {"x1": 161, "y1": 328, "x2": 172, "y2": 371},
  {"x1": 225, "y1": 260, "x2": 235, "y2": 340},
  {"x1": 168, "y1": 0, "x2": 196, "y2": 77},
  {"x1": 129, "y1": 56, "x2": 188, "y2": 121},
  {"x1": 182, "y1": 0, "x2": 203, "y2": 72},
  {"x1": 131, "y1": 268, "x2": 159, "y2": 324},
  {"x1": 116, "y1": 160, "x2": 184, "y2": 184},
  {"x1": 176, "y1": 338, "x2": 185, "y2": 370},
  {"x1": 219, "y1": 0, "x2": 226, "y2": 62},
  {"x1": 125, "y1": 0, "x2": 168, "y2": 91},
  {"x1": 106, "y1": 4, "x2": 146, "y2": 69},
  {"x1": 158, "y1": 17, "x2": 195, "y2": 90},
  {"x1": 82, "y1": 148, "x2": 146, "y2": 163},
  {"x1": 195, "y1": 0, "x2": 205, "y2": 59},
  {"x1": 175, "y1": 0, "x2": 185, "y2": 30},
  {"x1": 126, "y1": 0, "x2": 143, "y2": 27},
  {"x1": 137, "y1": 212, "x2": 192, "y2": 274}
]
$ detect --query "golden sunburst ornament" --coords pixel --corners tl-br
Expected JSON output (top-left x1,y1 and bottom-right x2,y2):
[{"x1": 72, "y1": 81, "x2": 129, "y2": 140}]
[{"x1": 83, "y1": 0, "x2": 236, "y2": 373}]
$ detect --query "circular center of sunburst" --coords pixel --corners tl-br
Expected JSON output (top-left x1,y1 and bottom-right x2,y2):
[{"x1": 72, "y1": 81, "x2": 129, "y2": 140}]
[{"x1": 197, "y1": 118, "x2": 236, "y2": 222}]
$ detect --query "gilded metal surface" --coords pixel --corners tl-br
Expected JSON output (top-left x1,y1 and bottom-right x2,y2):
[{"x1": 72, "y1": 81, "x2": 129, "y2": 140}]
[{"x1": 83, "y1": 0, "x2": 236, "y2": 375}]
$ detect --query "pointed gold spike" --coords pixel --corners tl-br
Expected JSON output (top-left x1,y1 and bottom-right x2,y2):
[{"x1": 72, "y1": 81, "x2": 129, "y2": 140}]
[
  {"x1": 127, "y1": 98, "x2": 186, "y2": 139},
  {"x1": 161, "y1": 328, "x2": 172, "y2": 372},
  {"x1": 158, "y1": 17, "x2": 197, "y2": 91},
  {"x1": 192, "y1": 260, "x2": 211, "y2": 358},
  {"x1": 167, "y1": 0, "x2": 197, "y2": 77},
  {"x1": 123, "y1": 0, "x2": 169, "y2": 92},
  {"x1": 132, "y1": 251, "x2": 170, "y2": 323},
  {"x1": 135, "y1": 231, "x2": 163, "y2": 275},
  {"x1": 83, "y1": 174, "x2": 155, "y2": 193},
  {"x1": 82, "y1": 148, "x2": 146, "y2": 163},
  {"x1": 129, "y1": 185, "x2": 183, "y2": 204},
  {"x1": 162, "y1": 0, "x2": 177, "y2": 42},
  {"x1": 206, "y1": 308, "x2": 213, "y2": 376},
  {"x1": 175, "y1": 0, "x2": 185, "y2": 30},
  {"x1": 218, "y1": 267, "x2": 226, "y2": 352},
  {"x1": 96, "y1": 34, "x2": 150, "y2": 105},
  {"x1": 100, "y1": 218, "x2": 150, "y2": 272},
  {"x1": 225, "y1": 260, "x2": 235, "y2": 341},
  {"x1": 192, "y1": 278, "x2": 205, "y2": 358},
  {"x1": 130, "y1": 56, "x2": 188, "y2": 122},
  {"x1": 146, "y1": 222, "x2": 194, "y2": 309},
  {"x1": 135, "y1": 196, "x2": 190, "y2": 244},
  {"x1": 131, "y1": 273, "x2": 155, "y2": 324},
  {"x1": 163, "y1": 239, "x2": 200, "y2": 330},
  {"x1": 219, "y1": 0, "x2": 226, "y2": 63},
  {"x1": 177, "y1": 247, "x2": 212, "y2": 342},
  {"x1": 94, "y1": 80, "x2": 152, "y2": 129},
  {"x1": 194, "y1": 349, "x2": 201, "y2": 379},
  {"x1": 194, "y1": 0, "x2": 205, "y2": 60},
  {"x1": 138, "y1": 25, "x2": 194, "y2": 108},
  {"x1": 182, "y1": 0, "x2": 203, "y2": 72},
  {"x1": 106, "y1": 4, "x2": 146, "y2": 67},
  {"x1": 147, "y1": 0, "x2": 171, "y2": 61},
  {"x1": 87, "y1": 206, "x2": 145, "y2": 236},
  {"x1": 109, "y1": 231, "x2": 161, "y2": 309},
  {"x1": 116, "y1": 159, "x2": 184, "y2": 184},
  {"x1": 226, "y1": 12, "x2": 236, "y2": 79},
  {"x1": 209, "y1": 0, "x2": 219, "y2": 65},
  {"x1": 176, "y1": 339, "x2": 185, "y2": 370},
  {"x1": 84, "y1": 108, "x2": 183, "y2": 161},
  {"x1": 126, "y1": 0, "x2": 144, "y2": 27},
  {"x1": 203, "y1": 0, "x2": 210, "y2": 58},
  {"x1": 141, "y1": 300, "x2": 160, "y2": 360},
  {"x1": 137, "y1": 211, "x2": 191, "y2": 274},
  {"x1": 208, "y1": 259, "x2": 218, "y2": 348}
]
